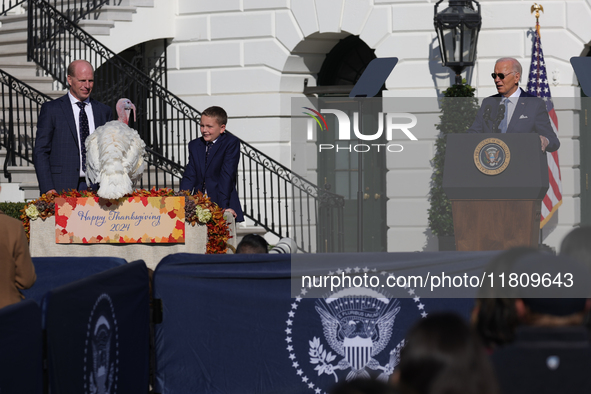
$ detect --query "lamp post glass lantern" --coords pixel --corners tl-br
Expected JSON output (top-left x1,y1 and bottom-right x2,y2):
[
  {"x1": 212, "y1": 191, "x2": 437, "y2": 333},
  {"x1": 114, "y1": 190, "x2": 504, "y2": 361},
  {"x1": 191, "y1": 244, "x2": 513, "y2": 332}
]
[{"x1": 434, "y1": 0, "x2": 481, "y2": 84}]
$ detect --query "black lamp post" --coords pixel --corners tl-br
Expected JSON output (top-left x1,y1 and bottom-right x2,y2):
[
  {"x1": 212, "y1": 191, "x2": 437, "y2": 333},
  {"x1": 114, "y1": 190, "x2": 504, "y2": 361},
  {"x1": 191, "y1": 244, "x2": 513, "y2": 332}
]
[{"x1": 434, "y1": 0, "x2": 482, "y2": 85}]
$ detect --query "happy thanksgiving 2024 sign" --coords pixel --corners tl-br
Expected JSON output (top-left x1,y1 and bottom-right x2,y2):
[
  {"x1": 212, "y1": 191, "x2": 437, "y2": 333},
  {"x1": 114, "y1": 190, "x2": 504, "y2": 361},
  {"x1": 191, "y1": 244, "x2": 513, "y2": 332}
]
[{"x1": 54, "y1": 196, "x2": 185, "y2": 244}]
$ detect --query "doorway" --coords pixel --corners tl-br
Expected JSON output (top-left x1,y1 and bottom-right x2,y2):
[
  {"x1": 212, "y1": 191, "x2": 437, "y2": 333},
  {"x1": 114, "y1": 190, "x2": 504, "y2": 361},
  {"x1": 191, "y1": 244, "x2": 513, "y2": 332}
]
[{"x1": 316, "y1": 36, "x2": 387, "y2": 252}]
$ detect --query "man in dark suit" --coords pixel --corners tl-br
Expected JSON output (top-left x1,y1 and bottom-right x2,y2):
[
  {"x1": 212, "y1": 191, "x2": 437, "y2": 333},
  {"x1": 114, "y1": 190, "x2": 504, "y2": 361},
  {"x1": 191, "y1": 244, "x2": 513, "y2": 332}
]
[
  {"x1": 467, "y1": 57, "x2": 559, "y2": 152},
  {"x1": 33, "y1": 59, "x2": 112, "y2": 194},
  {"x1": 180, "y1": 106, "x2": 244, "y2": 222}
]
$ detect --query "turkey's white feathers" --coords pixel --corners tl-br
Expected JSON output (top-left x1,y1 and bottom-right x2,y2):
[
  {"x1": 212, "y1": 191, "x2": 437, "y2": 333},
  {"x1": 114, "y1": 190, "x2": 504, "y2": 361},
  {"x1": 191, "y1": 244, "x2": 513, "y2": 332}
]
[{"x1": 85, "y1": 120, "x2": 146, "y2": 199}]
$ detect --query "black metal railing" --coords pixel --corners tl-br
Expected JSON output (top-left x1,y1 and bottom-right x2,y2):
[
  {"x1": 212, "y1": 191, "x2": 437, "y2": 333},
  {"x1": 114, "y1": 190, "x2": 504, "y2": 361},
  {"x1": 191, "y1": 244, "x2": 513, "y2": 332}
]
[
  {"x1": 2, "y1": 0, "x2": 109, "y2": 20},
  {"x1": 28, "y1": 0, "x2": 199, "y2": 188},
  {"x1": 0, "y1": 69, "x2": 50, "y2": 181},
  {"x1": 20, "y1": 0, "x2": 345, "y2": 251},
  {"x1": 1, "y1": 0, "x2": 25, "y2": 15},
  {"x1": 0, "y1": 69, "x2": 183, "y2": 186},
  {"x1": 236, "y1": 135, "x2": 345, "y2": 253}
]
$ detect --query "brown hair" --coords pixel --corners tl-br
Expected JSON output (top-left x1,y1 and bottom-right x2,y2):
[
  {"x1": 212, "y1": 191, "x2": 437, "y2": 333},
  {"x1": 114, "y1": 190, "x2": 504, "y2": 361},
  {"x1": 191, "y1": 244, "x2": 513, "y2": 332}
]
[{"x1": 201, "y1": 106, "x2": 227, "y2": 126}]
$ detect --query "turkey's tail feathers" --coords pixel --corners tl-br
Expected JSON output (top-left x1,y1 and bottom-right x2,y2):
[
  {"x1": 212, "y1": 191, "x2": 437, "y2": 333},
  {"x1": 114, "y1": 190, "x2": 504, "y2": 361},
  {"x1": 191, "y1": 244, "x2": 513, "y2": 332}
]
[
  {"x1": 98, "y1": 173, "x2": 133, "y2": 199},
  {"x1": 89, "y1": 120, "x2": 146, "y2": 199},
  {"x1": 85, "y1": 132, "x2": 101, "y2": 185}
]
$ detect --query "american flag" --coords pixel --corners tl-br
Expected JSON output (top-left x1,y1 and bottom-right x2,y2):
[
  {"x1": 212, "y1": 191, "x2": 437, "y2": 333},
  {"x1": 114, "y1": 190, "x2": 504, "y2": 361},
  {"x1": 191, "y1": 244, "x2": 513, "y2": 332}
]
[{"x1": 526, "y1": 22, "x2": 562, "y2": 227}]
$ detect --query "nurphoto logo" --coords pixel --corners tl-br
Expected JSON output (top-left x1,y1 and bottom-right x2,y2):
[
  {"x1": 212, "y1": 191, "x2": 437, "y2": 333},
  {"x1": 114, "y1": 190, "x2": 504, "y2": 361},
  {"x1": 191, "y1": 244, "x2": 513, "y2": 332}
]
[{"x1": 303, "y1": 107, "x2": 418, "y2": 153}]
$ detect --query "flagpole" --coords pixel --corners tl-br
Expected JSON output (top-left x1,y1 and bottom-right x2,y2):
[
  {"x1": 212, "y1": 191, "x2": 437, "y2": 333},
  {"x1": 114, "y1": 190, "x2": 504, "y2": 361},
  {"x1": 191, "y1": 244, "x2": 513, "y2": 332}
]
[
  {"x1": 531, "y1": 3, "x2": 545, "y2": 247},
  {"x1": 528, "y1": 2, "x2": 564, "y2": 250}
]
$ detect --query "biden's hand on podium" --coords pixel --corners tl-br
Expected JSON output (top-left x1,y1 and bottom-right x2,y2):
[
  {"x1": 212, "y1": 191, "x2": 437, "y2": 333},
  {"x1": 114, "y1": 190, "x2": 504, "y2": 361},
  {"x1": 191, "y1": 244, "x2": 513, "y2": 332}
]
[{"x1": 540, "y1": 135, "x2": 549, "y2": 152}]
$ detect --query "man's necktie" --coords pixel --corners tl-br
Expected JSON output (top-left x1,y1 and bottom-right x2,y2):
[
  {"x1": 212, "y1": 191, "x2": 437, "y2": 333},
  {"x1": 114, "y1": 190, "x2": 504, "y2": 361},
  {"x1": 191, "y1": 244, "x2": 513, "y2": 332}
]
[
  {"x1": 76, "y1": 101, "x2": 90, "y2": 172},
  {"x1": 202, "y1": 141, "x2": 213, "y2": 192},
  {"x1": 499, "y1": 98, "x2": 509, "y2": 133}
]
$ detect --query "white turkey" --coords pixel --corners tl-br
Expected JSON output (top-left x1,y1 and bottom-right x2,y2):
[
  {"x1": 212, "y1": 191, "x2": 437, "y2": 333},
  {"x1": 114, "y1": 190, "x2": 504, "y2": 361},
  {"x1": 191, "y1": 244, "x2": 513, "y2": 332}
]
[{"x1": 85, "y1": 98, "x2": 146, "y2": 199}]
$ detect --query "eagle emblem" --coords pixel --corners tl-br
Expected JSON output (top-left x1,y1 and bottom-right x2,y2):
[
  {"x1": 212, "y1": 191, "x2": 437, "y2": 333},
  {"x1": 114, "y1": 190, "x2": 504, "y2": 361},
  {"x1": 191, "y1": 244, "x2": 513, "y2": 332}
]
[
  {"x1": 474, "y1": 138, "x2": 510, "y2": 175},
  {"x1": 84, "y1": 294, "x2": 118, "y2": 394},
  {"x1": 89, "y1": 315, "x2": 115, "y2": 394},
  {"x1": 484, "y1": 147, "x2": 500, "y2": 166},
  {"x1": 311, "y1": 288, "x2": 401, "y2": 382}
]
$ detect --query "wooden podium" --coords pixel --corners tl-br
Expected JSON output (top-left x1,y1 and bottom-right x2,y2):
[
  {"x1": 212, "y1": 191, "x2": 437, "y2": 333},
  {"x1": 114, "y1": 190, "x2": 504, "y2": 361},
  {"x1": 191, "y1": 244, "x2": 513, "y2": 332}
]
[{"x1": 443, "y1": 134, "x2": 549, "y2": 251}]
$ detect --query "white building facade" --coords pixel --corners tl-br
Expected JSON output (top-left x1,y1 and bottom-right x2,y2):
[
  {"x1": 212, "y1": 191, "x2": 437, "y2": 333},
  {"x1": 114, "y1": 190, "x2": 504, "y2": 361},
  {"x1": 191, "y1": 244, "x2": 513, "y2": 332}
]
[{"x1": 10, "y1": 0, "x2": 591, "y2": 252}]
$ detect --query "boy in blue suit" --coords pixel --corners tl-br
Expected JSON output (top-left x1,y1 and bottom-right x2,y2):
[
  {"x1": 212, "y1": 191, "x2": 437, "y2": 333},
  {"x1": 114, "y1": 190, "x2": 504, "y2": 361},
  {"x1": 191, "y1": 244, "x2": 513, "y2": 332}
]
[{"x1": 180, "y1": 106, "x2": 244, "y2": 222}]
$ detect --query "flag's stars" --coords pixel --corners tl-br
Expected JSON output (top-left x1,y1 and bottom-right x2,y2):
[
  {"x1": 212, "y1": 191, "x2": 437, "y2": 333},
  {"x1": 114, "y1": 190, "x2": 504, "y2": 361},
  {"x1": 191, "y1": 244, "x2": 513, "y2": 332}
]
[
  {"x1": 291, "y1": 303, "x2": 299, "y2": 310},
  {"x1": 413, "y1": 296, "x2": 420, "y2": 303},
  {"x1": 289, "y1": 353, "x2": 296, "y2": 360},
  {"x1": 363, "y1": 267, "x2": 369, "y2": 273},
  {"x1": 297, "y1": 369, "x2": 303, "y2": 376},
  {"x1": 418, "y1": 303, "x2": 425, "y2": 310},
  {"x1": 287, "y1": 345, "x2": 293, "y2": 352},
  {"x1": 315, "y1": 388, "x2": 322, "y2": 394},
  {"x1": 302, "y1": 376, "x2": 309, "y2": 383},
  {"x1": 296, "y1": 296, "x2": 302, "y2": 302},
  {"x1": 301, "y1": 288, "x2": 308, "y2": 295},
  {"x1": 408, "y1": 288, "x2": 415, "y2": 296},
  {"x1": 292, "y1": 361, "x2": 299, "y2": 368},
  {"x1": 345, "y1": 267, "x2": 352, "y2": 274},
  {"x1": 336, "y1": 269, "x2": 343, "y2": 275},
  {"x1": 288, "y1": 311, "x2": 295, "y2": 318},
  {"x1": 285, "y1": 328, "x2": 292, "y2": 334},
  {"x1": 285, "y1": 336, "x2": 292, "y2": 343},
  {"x1": 286, "y1": 319, "x2": 293, "y2": 326},
  {"x1": 354, "y1": 267, "x2": 360, "y2": 273},
  {"x1": 381, "y1": 271, "x2": 387, "y2": 276},
  {"x1": 308, "y1": 383, "x2": 315, "y2": 389},
  {"x1": 328, "y1": 271, "x2": 334, "y2": 276},
  {"x1": 421, "y1": 311, "x2": 428, "y2": 318}
]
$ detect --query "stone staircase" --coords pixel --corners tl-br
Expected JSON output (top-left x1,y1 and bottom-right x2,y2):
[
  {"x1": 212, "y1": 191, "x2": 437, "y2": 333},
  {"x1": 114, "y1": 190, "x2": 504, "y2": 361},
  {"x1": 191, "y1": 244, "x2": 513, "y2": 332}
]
[{"x1": 0, "y1": 0, "x2": 154, "y2": 201}]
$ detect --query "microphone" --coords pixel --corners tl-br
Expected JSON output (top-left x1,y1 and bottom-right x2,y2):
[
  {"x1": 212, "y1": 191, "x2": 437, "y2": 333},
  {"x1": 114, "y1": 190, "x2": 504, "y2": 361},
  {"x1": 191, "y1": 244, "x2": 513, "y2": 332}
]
[
  {"x1": 483, "y1": 105, "x2": 492, "y2": 124},
  {"x1": 493, "y1": 102, "x2": 506, "y2": 133}
]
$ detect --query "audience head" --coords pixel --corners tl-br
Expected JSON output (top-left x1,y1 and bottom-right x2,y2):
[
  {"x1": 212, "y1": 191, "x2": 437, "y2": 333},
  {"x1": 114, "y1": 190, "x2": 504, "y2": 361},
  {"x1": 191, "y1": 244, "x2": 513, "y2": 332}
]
[
  {"x1": 512, "y1": 252, "x2": 591, "y2": 326},
  {"x1": 236, "y1": 234, "x2": 269, "y2": 254},
  {"x1": 560, "y1": 226, "x2": 591, "y2": 268},
  {"x1": 394, "y1": 313, "x2": 498, "y2": 394},
  {"x1": 472, "y1": 247, "x2": 537, "y2": 349}
]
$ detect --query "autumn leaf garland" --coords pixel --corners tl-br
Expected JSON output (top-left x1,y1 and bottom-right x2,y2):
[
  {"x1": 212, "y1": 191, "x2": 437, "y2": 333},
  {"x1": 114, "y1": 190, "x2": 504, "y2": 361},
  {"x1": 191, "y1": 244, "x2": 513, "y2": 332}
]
[{"x1": 21, "y1": 188, "x2": 230, "y2": 254}]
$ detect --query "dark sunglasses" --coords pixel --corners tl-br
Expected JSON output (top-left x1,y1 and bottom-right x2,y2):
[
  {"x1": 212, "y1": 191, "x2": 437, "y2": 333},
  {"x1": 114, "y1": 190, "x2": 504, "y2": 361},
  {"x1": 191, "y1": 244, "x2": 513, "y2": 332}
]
[{"x1": 491, "y1": 72, "x2": 515, "y2": 80}]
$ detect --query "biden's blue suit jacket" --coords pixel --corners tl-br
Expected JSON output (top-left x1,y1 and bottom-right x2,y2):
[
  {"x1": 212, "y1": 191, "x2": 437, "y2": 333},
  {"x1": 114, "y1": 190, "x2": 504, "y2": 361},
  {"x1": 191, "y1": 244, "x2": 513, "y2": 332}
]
[
  {"x1": 33, "y1": 94, "x2": 112, "y2": 194},
  {"x1": 467, "y1": 88, "x2": 560, "y2": 152},
  {"x1": 180, "y1": 132, "x2": 244, "y2": 222}
]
